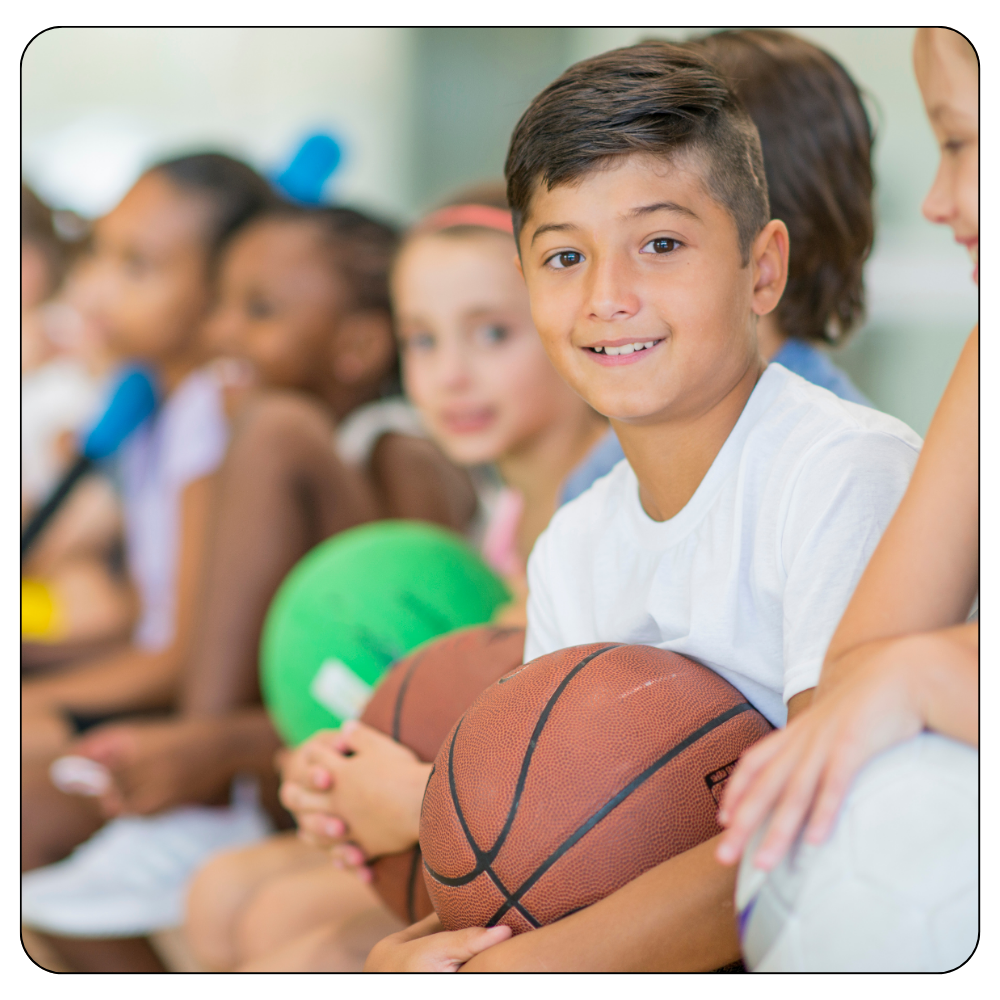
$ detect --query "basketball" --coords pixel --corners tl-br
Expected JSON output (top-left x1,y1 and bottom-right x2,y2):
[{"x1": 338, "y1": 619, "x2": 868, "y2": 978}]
[
  {"x1": 420, "y1": 643, "x2": 773, "y2": 933},
  {"x1": 360, "y1": 625, "x2": 527, "y2": 923}
]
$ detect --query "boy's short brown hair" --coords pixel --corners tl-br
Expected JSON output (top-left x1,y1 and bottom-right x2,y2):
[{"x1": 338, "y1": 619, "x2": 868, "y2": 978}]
[
  {"x1": 505, "y1": 42, "x2": 769, "y2": 265},
  {"x1": 692, "y1": 30, "x2": 874, "y2": 344}
]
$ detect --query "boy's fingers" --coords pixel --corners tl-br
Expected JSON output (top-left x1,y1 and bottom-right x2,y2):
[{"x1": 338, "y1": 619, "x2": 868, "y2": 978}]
[{"x1": 445, "y1": 924, "x2": 513, "y2": 964}]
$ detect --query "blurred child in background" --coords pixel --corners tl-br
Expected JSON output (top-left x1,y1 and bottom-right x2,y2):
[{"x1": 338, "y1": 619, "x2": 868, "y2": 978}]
[
  {"x1": 21, "y1": 157, "x2": 278, "y2": 976},
  {"x1": 184, "y1": 183, "x2": 617, "y2": 971}
]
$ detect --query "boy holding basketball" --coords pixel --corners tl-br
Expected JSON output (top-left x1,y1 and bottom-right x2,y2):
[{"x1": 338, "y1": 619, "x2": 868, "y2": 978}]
[{"x1": 366, "y1": 41, "x2": 921, "y2": 971}]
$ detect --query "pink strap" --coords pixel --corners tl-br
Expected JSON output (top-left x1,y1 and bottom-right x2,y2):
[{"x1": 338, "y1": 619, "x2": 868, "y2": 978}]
[
  {"x1": 415, "y1": 204, "x2": 514, "y2": 236},
  {"x1": 480, "y1": 487, "x2": 525, "y2": 579}
]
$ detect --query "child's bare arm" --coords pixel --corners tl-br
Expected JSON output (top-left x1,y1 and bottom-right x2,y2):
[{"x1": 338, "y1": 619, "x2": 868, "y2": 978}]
[
  {"x1": 824, "y1": 328, "x2": 978, "y2": 671},
  {"x1": 369, "y1": 433, "x2": 477, "y2": 533}
]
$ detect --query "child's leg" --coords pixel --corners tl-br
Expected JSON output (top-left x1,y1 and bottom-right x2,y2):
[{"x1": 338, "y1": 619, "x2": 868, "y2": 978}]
[
  {"x1": 184, "y1": 831, "x2": 328, "y2": 971},
  {"x1": 238, "y1": 904, "x2": 405, "y2": 972},
  {"x1": 182, "y1": 392, "x2": 379, "y2": 714},
  {"x1": 232, "y1": 856, "x2": 383, "y2": 968},
  {"x1": 21, "y1": 756, "x2": 103, "y2": 871}
]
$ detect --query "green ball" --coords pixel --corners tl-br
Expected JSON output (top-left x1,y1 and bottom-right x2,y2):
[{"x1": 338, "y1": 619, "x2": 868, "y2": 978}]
[{"x1": 260, "y1": 520, "x2": 510, "y2": 746}]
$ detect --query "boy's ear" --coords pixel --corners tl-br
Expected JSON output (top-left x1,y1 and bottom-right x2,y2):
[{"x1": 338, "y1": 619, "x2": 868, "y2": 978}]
[
  {"x1": 750, "y1": 220, "x2": 790, "y2": 318},
  {"x1": 329, "y1": 310, "x2": 395, "y2": 385}
]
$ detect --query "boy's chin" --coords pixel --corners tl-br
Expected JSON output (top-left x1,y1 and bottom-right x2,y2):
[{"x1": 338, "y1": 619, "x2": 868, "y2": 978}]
[{"x1": 577, "y1": 389, "x2": 671, "y2": 426}]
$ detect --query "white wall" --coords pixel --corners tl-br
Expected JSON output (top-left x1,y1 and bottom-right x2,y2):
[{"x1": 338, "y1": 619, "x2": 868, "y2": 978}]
[{"x1": 22, "y1": 27, "x2": 416, "y2": 221}]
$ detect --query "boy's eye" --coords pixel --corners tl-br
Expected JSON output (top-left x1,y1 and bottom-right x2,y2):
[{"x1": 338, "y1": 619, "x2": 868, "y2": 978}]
[
  {"x1": 640, "y1": 237, "x2": 681, "y2": 255},
  {"x1": 546, "y1": 250, "x2": 584, "y2": 270}
]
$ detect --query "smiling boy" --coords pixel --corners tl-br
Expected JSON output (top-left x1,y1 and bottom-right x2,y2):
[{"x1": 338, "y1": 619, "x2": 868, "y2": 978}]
[{"x1": 366, "y1": 42, "x2": 922, "y2": 972}]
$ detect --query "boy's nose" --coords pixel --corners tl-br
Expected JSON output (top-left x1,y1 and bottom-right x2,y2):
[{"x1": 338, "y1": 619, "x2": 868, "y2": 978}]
[{"x1": 585, "y1": 259, "x2": 641, "y2": 323}]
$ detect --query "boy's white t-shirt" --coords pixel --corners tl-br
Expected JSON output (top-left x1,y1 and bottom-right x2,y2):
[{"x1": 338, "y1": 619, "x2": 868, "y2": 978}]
[
  {"x1": 524, "y1": 364, "x2": 922, "y2": 728},
  {"x1": 120, "y1": 366, "x2": 229, "y2": 651}
]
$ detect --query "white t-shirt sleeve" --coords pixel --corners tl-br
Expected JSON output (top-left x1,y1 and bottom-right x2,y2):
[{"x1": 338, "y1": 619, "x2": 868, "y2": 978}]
[
  {"x1": 523, "y1": 526, "x2": 566, "y2": 663},
  {"x1": 780, "y1": 430, "x2": 919, "y2": 703}
]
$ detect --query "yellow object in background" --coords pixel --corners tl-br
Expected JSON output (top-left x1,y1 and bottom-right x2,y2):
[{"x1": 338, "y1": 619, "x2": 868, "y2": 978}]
[{"x1": 22, "y1": 578, "x2": 65, "y2": 640}]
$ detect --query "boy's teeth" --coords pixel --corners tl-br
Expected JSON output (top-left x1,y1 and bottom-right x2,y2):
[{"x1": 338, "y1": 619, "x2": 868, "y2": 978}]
[{"x1": 600, "y1": 341, "x2": 655, "y2": 356}]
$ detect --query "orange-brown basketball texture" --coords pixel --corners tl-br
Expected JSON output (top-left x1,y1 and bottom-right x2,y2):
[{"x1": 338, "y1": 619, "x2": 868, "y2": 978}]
[
  {"x1": 360, "y1": 625, "x2": 526, "y2": 924},
  {"x1": 420, "y1": 643, "x2": 773, "y2": 933}
]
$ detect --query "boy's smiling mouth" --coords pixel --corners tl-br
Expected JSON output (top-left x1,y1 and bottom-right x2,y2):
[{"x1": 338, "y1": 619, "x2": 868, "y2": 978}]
[{"x1": 585, "y1": 338, "x2": 664, "y2": 365}]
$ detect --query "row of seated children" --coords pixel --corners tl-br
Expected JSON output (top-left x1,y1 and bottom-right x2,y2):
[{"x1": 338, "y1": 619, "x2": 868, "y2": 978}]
[
  {"x1": 185, "y1": 27, "x2": 918, "y2": 973},
  {"x1": 21, "y1": 27, "x2": 976, "y2": 968},
  {"x1": 19, "y1": 26, "x2": 880, "y2": 971}
]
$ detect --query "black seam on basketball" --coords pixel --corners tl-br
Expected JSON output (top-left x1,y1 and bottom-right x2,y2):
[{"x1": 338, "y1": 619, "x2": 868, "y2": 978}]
[
  {"x1": 392, "y1": 647, "x2": 427, "y2": 743},
  {"x1": 406, "y1": 847, "x2": 422, "y2": 924},
  {"x1": 428, "y1": 644, "x2": 622, "y2": 890},
  {"x1": 482, "y1": 867, "x2": 541, "y2": 927},
  {"x1": 486, "y1": 701, "x2": 754, "y2": 926}
]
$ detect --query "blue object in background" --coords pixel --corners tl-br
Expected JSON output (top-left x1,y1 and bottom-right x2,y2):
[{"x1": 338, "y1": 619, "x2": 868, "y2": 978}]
[
  {"x1": 81, "y1": 365, "x2": 159, "y2": 460},
  {"x1": 274, "y1": 133, "x2": 343, "y2": 204},
  {"x1": 23, "y1": 365, "x2": 159, "y2": 558}
]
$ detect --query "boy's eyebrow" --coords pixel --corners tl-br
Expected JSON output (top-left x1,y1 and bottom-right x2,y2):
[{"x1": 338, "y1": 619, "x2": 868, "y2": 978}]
[
  {"x1": 625, "y1": 201, "x2": 701, "y2": 223},
  {"x1": 530, "y1": 222, "x2": 578, "y2": 246},
  {"x1": 529, "y1": 201, "x2": 701, "y2": 246}
]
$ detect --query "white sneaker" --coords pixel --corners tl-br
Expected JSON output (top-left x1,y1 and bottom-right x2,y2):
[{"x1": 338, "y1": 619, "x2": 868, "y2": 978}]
[{"x1": 22, "y1": 778, "x2": 272, "y2": 937}]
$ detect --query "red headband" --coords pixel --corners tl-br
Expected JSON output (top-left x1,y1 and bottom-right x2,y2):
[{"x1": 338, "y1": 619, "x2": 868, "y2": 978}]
[{"x1": 415, "y1": 204, "x2": 514, "y2": 236}]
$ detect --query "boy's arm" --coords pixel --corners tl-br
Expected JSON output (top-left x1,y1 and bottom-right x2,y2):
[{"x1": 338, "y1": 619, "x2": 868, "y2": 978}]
[{"x1": 463, "y1": 835, "x2": 739, "y2": 972}]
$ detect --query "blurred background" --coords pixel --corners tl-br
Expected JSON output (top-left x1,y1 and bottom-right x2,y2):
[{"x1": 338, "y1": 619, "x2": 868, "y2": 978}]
[{"x1": 23, "y1": 26, "x2": 977, "y2": 435}]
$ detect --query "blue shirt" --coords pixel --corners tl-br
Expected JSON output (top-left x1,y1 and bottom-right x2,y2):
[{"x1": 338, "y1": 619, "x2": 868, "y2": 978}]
[{"x1": 558, "y1": 341, "x2": 870, "y2": 506}]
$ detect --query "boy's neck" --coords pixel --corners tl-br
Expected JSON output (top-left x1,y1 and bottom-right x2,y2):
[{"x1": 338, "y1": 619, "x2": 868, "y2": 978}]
[
  {"x1": 756, "y1": 313, "x2": 788, "y2": 363},
  {"x1": 615, "y1": 356, "x2": 765, "y2": 523},
  {"x1": 498, "y1": 407, "x2": 608, "y2": 561}
]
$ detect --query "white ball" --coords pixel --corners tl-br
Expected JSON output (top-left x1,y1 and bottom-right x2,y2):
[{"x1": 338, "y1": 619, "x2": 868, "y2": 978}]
[{"x1": 736, "y1": 732, "x2": 978, "y2": 972}]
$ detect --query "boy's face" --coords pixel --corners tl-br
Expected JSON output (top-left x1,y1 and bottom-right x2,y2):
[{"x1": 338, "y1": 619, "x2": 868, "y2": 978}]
[{"x1": 518, "y1": 153, "x2": 776, "y2": 426}]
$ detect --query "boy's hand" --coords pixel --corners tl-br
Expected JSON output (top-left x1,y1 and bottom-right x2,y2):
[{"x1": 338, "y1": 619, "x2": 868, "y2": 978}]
[
  {"x1": 716, "y1": 647, "x2": 923, "y2": 870},
  {"x1": 294, "y1": 721, "x2": 433, "y2": 859},
  {"x1": 364, "y1": 913, "x2": 512, "y2": 972}
]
